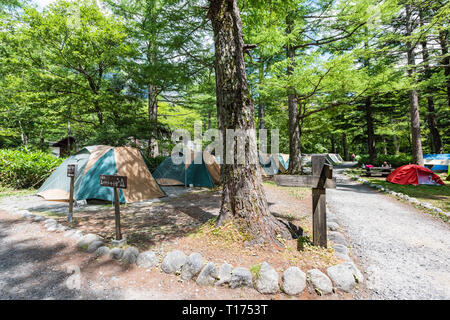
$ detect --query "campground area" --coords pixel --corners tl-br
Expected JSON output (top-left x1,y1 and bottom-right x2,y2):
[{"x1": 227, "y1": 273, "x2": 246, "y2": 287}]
[
  {"x1": 1, "y1": 0, "x2": 449, "y2": 308},
  {"x1": 0, "y1": 178, "x2": 348, "y2": 300},
  {"x1": 0, "y1": 162, "x2": 449, "y2": 300}
]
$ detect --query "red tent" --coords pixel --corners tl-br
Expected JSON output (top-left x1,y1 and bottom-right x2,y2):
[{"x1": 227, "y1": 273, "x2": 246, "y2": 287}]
[{"x1": 386, "y1": 164, "x2": 445, "y2": 186}]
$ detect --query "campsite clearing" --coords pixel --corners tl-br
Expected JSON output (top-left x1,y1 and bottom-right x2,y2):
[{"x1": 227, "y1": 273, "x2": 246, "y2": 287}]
[
  {"x1": 0, "y1": 186, "x2": 36, "y2": 199},
  {"x1": 0, "y1": 183, "x2": 343, "y2": 280},
  {"x1": 363, "y1": 175, "x2": 449, "y2": 213},
  {"x1": 0, "y1": 182, "x2": 355, "y2": 300}
]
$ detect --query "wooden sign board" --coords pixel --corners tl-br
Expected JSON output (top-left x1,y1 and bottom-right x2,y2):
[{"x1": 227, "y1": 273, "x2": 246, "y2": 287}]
[
  {"x1": 274, "y1": 155, "x2": 334, "y2": 248},
  {"x1": 99, "y1": 175, "x2": 127, "y2": 189},
  {"x1": 67, "y1": 164, "x2": 77, "y2": 177},
  {"x1": 274, "y1": 175, "x2": 336, "y2": 189},
  {"x1": 99, "y1": 174, "x2": 128, "y2": 241}
]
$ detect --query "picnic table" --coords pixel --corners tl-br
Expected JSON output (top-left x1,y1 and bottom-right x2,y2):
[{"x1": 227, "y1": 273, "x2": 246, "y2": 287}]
[{"x1": 365, "y1": 166, "x2": 393, "y2": 177}]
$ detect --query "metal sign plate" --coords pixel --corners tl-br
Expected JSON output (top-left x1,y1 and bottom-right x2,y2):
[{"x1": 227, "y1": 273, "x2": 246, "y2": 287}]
[
  {"x1": 99, "y1": 175, "x2": 127, "y2": 189},
  {"x1": 67, "y1": 164, "x2": 76, "y2": 177}
]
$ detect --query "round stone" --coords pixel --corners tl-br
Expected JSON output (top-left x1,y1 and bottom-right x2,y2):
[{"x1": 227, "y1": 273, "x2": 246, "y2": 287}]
[
  {"x1": 122, "y1": 247, "x2": 139, "y2": 264},
  {"x1": 255, "y1": 262, "x2": 279, "y2": 294},
  {"x1": 281, "y1": 267, "x2": 306, "y2": 296},
  {"x1": 96, "y1": 246, "x2": 111, "y2": 257},
  {"x1": 181, "y1": 252, "x2": 204, "y2": 280},
  {"x1": 161, "y1": 250, "x2": 187, "y2": 274},
  {"x1": 110, "y1": 247, "x2": 124, "y2": 260},
  {"x1": 136, "y1": 251, "x2": 159, "y2": 268},
  {"x1": 327, "y1": 264, "x2": 356, "y2": 292},
  {"x1": 307, "y1": 269, "x2": 333, "y2": 295}
]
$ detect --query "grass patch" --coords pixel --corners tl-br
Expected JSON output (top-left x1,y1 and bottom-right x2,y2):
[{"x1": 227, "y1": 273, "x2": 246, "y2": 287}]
[
  {"x1": 189, "y1": 218, "x2": 253, "y2": 247},
  {"x1": 263, "y1": 181, "x2": 310, "y2": 200},
  {"x1": 78, "y1": 244, "x2": 89, "y2": 251},
  {"x1": 37, "y1": 210, "x2": 66, "y2": 217},
  {"x1": 250, "y1": 263, "x2": 261, "y2": 278},
  {"x1": 364, "y1": 176, "x2": 450, "y2": 213},
  {"x1": 346, "y1": 169, "x2": 450, "y2": 215},
  {"x1": 0, "y1": 186, "x2": 36, "y2": 199}
]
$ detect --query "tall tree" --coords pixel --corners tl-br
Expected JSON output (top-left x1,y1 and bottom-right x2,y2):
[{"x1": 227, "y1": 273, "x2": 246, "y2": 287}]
[
  {"x1": 208, "y1": 0, "x2": 290, "y2": 245},
  {"x1": 404, "y1": 2, "x2": 424, "y2": 165},
  {"x1": 419, "y1": 8, "x2": 442, "y2": 154}
]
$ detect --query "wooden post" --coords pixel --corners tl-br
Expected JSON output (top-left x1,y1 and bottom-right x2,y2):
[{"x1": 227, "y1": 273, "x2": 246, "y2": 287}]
[
  {"x1": 68, "y1": 175, "x2": 74, "y2": 222},
  {"x1": 113, "y1": 186, "x2": 122, "y2": 241},
  {"x1": 99, "y1": 174, "x2": 127, "y2": 241},
  {"x1": 312, "y1": 155, "x2": 327, "y2": 248},
  {"x1": 273, "y1": 156, "x2": 334, "y2": 248},
  {"x1": 67, "y1": 164, "x2": 76, "y2": 223}
]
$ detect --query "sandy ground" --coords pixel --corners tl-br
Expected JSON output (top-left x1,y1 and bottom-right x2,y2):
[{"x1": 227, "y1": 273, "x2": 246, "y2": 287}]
[
  {"x1": 327, "y1": 168, "x2": 450, "y2": 300},
  {"x1": 0, "y1": 184, "x2": 351, "y2": 300}
]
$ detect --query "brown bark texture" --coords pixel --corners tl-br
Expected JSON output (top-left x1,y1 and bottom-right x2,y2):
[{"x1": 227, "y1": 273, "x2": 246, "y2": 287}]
[
  {"x1": 420, "y1": 12, "x2": 442, "y2": 154},
  {"x1": 148, "y1": 83, "x2": 159, "y2": 157},
  {"x1": 208, "y1": 0, "x2": 291, "y2": 246},
  {"x1": 364, "y1": 97, "x2": 377, "y2": 163},
  {"x1": 286, "y1": 12, "x2": 302, "y2": 174},
  {"x1": 405, "y1": 4, "x2": 424, "y2": 166}
]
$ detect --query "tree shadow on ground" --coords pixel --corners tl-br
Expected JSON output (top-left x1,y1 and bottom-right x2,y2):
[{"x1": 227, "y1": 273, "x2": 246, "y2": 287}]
[
  {"x1": 333, "y1": 183, "x2": 381, "y2": 194},
  {"x1": 0, "y1": 219, "x2": 110, "y2": 299},
  {"x1": 54, "y1": 191, "x2": 221, "y2": 251}
]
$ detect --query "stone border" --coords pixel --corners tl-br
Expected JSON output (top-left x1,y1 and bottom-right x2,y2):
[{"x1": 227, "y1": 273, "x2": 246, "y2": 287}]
[
  {"x1": 2, "y1": 205, "x2": 364, "y2": 297},
  {"x1": 343, "y1": 170, "x2": 449, "y2": 218}
]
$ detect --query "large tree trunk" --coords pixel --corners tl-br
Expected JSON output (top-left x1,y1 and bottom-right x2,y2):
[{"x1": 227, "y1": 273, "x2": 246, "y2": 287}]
[
  {"x1": 148, "y1": 83, "x2": 159, "y2": 157},
  {"x1": 259, "y1": 102, "x2": 265, "y2": 130},
  {"x1": 208, "y1": 110, "x2": 212, "y2": 129},
  {"x1": 364, "y1": 97, "x2": 377, "y2": 163},
  {"x1": 67, "y1": 108, "x2": 71, "y2": 156},
  {"x1": 330, "y1": 136, "x2": 336, "y2": 153},
  {"x1": 363, "y1": 37, "x2": 376, "y2": 163},
  {"x1": 258, "y1": 56, "x2": 265, "y2": 130},
  {"x1": 439, "y1": 29, "x2": 450, "y2": 110},
  {"x1": 286, "y1": 12, "x2": 302, "y2": 174},
  {"x1": 420, "y1": 12, "x2": 442, "y2": 154},
  {"x1": 405, "y1": 4, "x2": 424, "y2": 166},
  {"x1": 342, "y1": 133, "x2": 349, "y2": 161},
  {"x1": 391, "y1": 118, "x2": 400, "y2": 154},
  {"x1": 208, "y1": 0, "x2": 290, "y2": 245}
]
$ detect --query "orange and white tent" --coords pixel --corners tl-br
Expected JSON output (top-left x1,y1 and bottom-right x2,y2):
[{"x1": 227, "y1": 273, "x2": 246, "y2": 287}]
[{"x1": 37, "y1": 145, "x2": 165, "y2": 203}]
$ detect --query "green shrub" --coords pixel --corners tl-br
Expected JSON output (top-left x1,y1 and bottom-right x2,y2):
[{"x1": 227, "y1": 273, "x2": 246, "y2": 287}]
[
  {"x1": 141, "y1": 154, "x2": 166, "y2": 173},
  {"x1": 0, "y1": 148, "x2": 64, "y2": 189},
  {"x1": 357, "y1": 154, "x2": 413, "y2": 168}
]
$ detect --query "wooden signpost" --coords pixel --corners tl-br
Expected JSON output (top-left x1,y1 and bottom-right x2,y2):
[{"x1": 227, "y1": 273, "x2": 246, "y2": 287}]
[
  {"x1": 100, "y1": 174, "x2": 127, "y2": 241},
  {"x1": 67, "y1": 164, "x2": 76, "y2": 222},
  {"x1": 274, "y1": 155, "x2": 336, "y2": 248}
]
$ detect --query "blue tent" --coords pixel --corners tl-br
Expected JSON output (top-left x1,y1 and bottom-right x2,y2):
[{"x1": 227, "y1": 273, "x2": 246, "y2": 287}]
[
  {"x1": 152, "y1": 149, "x2": 220, "y2": 188},
  {"x1": 424, "y1": 154, "x2": 450, "y2": 171}
]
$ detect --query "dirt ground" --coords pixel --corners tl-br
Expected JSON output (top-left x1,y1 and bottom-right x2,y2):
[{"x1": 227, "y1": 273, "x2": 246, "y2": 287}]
[
  {"x1": 50, "y1": 181, "x2": 342, "y2": 276},
  {"x1": 0, "y1": 180, "x2": 353, "y2": 300}
]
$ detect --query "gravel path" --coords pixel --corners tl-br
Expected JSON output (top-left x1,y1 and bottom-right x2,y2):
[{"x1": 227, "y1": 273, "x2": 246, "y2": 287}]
[{"x1": 327, "y1": 168, "x2": 450, "y2": 300}]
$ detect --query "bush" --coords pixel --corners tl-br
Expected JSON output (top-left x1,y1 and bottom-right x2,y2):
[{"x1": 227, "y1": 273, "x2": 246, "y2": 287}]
[
  {"x1": 142, "y1": 154, "x2": 166, "y2": 173},
  {"x1": 0, "y1": 148, "x2": 64, "y2": 189},
  {"x1": 357, "y1": 154, "x2": 413, "y2": 168}
]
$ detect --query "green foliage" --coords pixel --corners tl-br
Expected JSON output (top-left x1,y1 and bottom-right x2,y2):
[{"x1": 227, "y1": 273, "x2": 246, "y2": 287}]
[
  {"x1": 249, "y1": 263, "x2": 261, "y2": 278},
  {"x1": 142, "y1": 154, "x2": 165, "y2": 173},
  {"x1": 357, "y1": 154, "x2": 413, "y2": 168},
  {"x1": 0, "y1": 0, "x2": 449, "y2": 176},
  {"x1": 364, "y1": 176, "x2": 450, "y2": 214},
  {"x1": 0, "y1": 185, "x2": 36, "y2": 199},
  {"x1": 0, "y1": 148, "x2": 64, "y2": 189}
]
